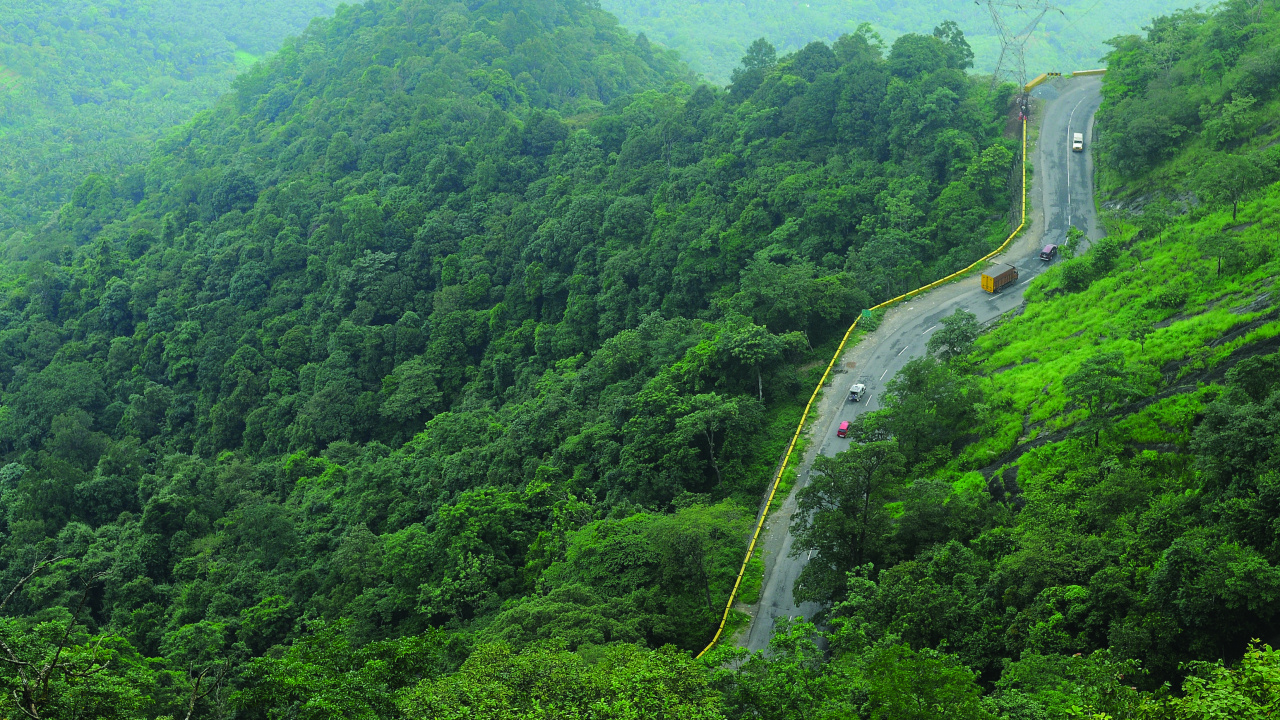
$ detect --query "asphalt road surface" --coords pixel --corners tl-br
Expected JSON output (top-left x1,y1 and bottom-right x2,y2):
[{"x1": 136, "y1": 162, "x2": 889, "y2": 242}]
[{"x1": 740, "y1": 76, "x2": 1104, "y2": 652}]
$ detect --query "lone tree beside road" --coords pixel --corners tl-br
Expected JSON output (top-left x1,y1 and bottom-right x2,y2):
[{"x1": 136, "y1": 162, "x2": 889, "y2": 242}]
[
  {"x1": 926, "y1": 308, "x2": 980, "y2": 364},
  {"x1": 790, "y1": 440, "x2": 906, "y2": 606}
]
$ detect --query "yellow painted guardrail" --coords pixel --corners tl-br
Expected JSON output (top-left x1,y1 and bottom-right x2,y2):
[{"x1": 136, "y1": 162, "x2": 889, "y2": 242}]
[
  {"x1": 695, "y1": 115, "x2": 1029, "y2": 659},
  {"x1": 1025, "y1": 72, "x2": 1071, "y2": 92},
  {"x1": 1025, "y1": 70, "x2": 1105, "y2": 92},
  {"x1": 1024, "y1": 73, "x2": 1051, "y2": 92}
]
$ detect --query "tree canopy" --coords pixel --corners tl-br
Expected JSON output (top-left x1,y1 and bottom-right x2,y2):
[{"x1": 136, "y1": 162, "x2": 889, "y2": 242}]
[
  {"x1": 0, "y1": 0, "x2": 1026, "y2": 715},
  {"x1": 598, "y1": 0, "x2": 1188, "y2": 84}
]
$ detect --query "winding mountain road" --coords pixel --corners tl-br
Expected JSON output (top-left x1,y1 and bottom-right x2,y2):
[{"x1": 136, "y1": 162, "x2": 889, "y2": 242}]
[{"x1": 739, "y1": 76, "x2": 1104, "y2": 651}]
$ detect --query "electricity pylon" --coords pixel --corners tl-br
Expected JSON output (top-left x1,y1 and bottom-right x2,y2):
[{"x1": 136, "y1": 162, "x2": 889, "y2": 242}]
[{"x1": 978, "y1": 0, "x2": 1064, "y2": 90}]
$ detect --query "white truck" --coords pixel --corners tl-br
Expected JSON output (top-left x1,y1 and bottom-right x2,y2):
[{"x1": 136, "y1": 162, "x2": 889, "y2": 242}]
[{"x1": 1072, "y1": 132, "x2": 1084, "y2": 152}]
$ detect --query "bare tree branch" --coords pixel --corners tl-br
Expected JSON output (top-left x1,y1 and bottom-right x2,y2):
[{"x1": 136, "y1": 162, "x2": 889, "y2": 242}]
[
  {"x1": 0, "y1": 556, "x2": 64, "y2": 616},
  {"x1": 0, "y1": 565, "x2": 108, "y2": 720},
  {"x1": 183, "y1": 662, "x2": 228, "y2": 720}
]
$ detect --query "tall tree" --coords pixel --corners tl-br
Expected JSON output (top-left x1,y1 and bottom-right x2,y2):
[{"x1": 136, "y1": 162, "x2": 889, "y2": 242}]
[
  {"x1": 1063, "y1": 351, "x2": 1154, "y2": 447},
  {"x1": 1194, "y1": 153, "x2": 1265, "y2": 221},
  {"x1": 926, "y1": 307, "x2": 980, "y2": 364},
  {"x1": 791, "y1": 440, "x2": 907, "y2": 605}
]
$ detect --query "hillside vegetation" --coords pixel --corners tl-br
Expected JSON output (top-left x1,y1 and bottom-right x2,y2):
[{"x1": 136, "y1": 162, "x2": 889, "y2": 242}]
[
  {"x1": 1097, "y1": 0, "x2": 1280, "y2": 193},
  {"x1": 599, "y1": 0, "x2": 1188, "y2": 83},
  {"x1": 0, "y1": 0, "x2": 341, "y2": 230},
  {"x1": 765, "y1": 0, "x2": 1280, "y2": 714},
  {"x1": 5, "y1": 0, "x2": 1276, "y2": 716},
  {"x1": 0, "y1": 0, "x2": 1028, "y2": 715}
]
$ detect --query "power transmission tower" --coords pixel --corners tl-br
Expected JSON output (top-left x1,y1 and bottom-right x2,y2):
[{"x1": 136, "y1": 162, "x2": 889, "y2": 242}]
[{"x1": 978, "y1": 0, "x2": 1063, "y2": 90}]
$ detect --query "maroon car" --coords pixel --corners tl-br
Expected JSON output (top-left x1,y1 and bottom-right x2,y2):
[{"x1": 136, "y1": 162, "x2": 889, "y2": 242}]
[{"x1": 1040, "y1": 244, "x2": 1059, "y2": 261}]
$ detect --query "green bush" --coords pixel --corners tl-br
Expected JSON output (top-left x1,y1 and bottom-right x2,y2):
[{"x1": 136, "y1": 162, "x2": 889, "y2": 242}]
[
  {"x1": 1060, "y1": 257, "x2": 1094, "y2": 292},
  {"x1": 1148, "y1": 285, "x2": 1188, "y2": 310}
]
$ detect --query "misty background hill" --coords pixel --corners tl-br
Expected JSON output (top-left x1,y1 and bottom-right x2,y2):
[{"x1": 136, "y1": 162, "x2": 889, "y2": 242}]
[
  {"x1": 0, "y1": 0, "x2": 341, "y2": 230},
  {"x1": 600, "y1": 0, "x2": 1194, "y2": 83}
]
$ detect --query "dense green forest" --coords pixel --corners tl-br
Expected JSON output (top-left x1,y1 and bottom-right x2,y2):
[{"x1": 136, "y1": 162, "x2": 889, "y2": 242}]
[
  {"x1": 598, "y1": 0, "x2": 1189, "y2": 84},
  {"x1": 0, "y1": 0, "x2": 340, "y2": 231},
  {"x1": 4, "y1": 0, "x2": 1278, "y2": 716},
  {"x1": 0, "y1": 0, "x2": 1028, "y2": 715}
]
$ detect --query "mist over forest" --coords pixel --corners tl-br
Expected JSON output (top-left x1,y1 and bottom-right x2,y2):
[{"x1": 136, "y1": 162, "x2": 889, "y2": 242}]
[
  {"x1": 599, "y1": 0, "x2": 1196, "y2": 82},
  {"x1": 0, "y1": 0, "x2": 341, "y2": 229}
]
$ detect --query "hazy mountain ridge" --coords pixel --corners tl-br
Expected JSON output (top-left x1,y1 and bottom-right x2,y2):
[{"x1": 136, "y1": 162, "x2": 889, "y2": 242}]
[
  {"x1": 600, "y1": 0, "x2": 1195, "y2": 83},
  {"x1": 0, "y1": 0, "x2": 342, "y2": 230}
]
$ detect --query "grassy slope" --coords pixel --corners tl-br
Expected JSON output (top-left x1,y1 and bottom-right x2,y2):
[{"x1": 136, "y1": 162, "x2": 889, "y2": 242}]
[
  {"x1": 959, "y1": 186, "x2": 1280, "y2": 476},
  {"x1": 233, "y1": 50, "x2": 263, "y2": 73}
]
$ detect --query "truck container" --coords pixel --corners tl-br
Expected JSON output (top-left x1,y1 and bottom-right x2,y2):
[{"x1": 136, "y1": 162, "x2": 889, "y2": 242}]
[{"x1": 981, "y1": 264, "x2": 1019, "y2": 293}]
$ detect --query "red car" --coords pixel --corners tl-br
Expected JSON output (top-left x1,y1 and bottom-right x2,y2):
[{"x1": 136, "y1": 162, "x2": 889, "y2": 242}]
[{"x1": 837, "y1": 421, "x2": 850, "y2": 438}]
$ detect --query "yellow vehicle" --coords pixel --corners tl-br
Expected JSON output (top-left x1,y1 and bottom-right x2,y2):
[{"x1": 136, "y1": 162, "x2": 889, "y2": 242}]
[{"x1": 981, "y1": 264, "x2": 1019, "y2": 293}]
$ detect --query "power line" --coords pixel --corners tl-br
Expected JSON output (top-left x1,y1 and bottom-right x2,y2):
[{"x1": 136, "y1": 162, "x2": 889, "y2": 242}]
[{"x1": 978, "y1": 0, "x2": 1066, "y2": 89}]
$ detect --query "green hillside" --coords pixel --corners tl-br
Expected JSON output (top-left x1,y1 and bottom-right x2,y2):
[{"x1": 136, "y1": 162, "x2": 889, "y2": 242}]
[
  {"x1": 0, "y1": 0, "x2": 341, "y2": 230},
  {"x1": 1096, "y1": 0, "x2": 1280, "y2": 196},
  {"x1": 3, "y1": 0, "x2": 1277, "y2": 715},
  {"x1": 0, "y1": 0, "x2": 1026, "y2": 715},
  {"x1": 772, "y1": 0, "x2": 1280, "y2": 712},
  {"x1": 599, "y1": 0, "x2": 1192, "y2": 84}
]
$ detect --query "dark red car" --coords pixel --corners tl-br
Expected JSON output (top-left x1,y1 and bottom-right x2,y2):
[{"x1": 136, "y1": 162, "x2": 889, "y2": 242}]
[
  {"x1": 1040, "y1": 244, "x2": 1059, "y2": 261},
  {"x1": 837, "y1": 421, "x2": 850, "y2": 438}
]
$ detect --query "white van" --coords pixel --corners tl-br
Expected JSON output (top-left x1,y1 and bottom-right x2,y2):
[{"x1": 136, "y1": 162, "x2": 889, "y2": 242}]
[{"x1": 1072, "y1": 132, "x2": 1084, "y2": 152}]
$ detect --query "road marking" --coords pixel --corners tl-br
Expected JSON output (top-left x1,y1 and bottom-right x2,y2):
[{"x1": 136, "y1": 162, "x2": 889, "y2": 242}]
[
  {"x1": 1066, "y1": 96, "x2": 1086, "y2": 228},
  {"x1": 879, "y1": 367, "x2": 891, "y2": 381},
  {"x1": 896, "y1": 344, "x2": 909, "y2": 357},
  {"x1": 923, "y1": 325, "x2": 937, "y2": 335}
]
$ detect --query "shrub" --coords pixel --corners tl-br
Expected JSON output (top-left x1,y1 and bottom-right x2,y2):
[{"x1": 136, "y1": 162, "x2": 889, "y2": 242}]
[
  {"x1": 1089, "y1": 236, "x2": 1122, "y2": 275},
  {"x1": 1060, "y1": 258, "x2": 1094, "y2": 292},
  {"x1": 1148, "y1": 285, "x2": 1188, "y2": 310}
]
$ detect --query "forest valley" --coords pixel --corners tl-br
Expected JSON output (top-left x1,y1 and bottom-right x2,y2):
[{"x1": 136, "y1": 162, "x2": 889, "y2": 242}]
[{"x1": 0, "y1": 0, "x2": 1278, "y2": 717}]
